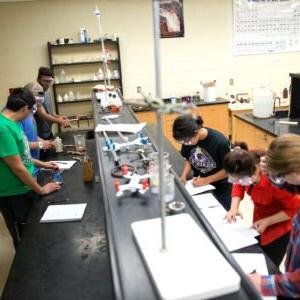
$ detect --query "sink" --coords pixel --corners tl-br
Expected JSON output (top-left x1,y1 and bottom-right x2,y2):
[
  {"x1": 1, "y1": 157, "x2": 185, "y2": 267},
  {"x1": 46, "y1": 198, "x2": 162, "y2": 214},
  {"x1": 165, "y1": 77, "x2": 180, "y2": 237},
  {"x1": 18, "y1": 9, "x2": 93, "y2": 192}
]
[{"x1": 274, "y1": 110, "x2": 289, "y2": 119}]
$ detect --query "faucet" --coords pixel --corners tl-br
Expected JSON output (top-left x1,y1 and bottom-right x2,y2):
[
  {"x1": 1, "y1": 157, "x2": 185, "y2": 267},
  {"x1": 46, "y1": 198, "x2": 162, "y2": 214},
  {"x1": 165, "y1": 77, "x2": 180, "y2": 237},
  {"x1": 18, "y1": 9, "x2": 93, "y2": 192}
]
[{"x1": 273, "y1": 97, "x2": 281, "y2": 116}]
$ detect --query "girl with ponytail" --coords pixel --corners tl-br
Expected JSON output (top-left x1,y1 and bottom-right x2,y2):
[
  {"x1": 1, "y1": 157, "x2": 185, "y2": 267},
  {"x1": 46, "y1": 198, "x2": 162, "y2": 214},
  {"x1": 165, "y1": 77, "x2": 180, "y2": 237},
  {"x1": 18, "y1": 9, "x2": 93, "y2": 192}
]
[{"x1": 173, "y1": 114, "x2": 232, "y2": 210}]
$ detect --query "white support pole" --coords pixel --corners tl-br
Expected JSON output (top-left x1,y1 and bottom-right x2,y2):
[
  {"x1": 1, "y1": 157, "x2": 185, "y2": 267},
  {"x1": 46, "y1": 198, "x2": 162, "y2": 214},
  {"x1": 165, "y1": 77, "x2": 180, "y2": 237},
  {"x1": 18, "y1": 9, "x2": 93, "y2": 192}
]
[
  {"x1": 94, "y1": 6, "x2": 111, "y2": 105},
  {"x1": 152, "y1": 0, "x2": 167, "y2": 251}
]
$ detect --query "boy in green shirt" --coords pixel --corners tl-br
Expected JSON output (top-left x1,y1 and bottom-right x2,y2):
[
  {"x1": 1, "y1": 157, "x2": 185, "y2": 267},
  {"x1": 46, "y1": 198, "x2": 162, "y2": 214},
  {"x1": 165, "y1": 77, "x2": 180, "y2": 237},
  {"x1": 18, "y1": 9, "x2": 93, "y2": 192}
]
[{"x1": 0, "y1": 88, "x2": 60, "y2": 248}]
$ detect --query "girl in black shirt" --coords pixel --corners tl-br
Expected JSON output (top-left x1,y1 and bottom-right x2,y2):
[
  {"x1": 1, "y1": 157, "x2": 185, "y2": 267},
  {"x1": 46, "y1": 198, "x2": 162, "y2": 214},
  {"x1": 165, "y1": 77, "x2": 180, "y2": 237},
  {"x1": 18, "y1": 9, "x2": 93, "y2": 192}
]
[{"x1": 173, "y1": 114, "x2": 232, "y2": 210}]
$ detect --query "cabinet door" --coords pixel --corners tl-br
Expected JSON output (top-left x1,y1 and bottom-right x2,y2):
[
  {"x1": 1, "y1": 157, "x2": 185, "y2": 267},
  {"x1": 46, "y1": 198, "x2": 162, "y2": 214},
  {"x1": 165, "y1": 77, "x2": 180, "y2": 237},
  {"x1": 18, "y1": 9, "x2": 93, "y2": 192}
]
[
  {"x1": 233, "y1": 117, "x2": 256, "y2": 148},
  {"x1": 233, "y1": 117, "x2": 274, "y2": 150},
  {"x1": 134, "y1": 111, "x2": 156, "y2": 125},
  {"x1": 253, "y1": 130, "x2": 274, "y2": 150},
  {"x1": 163, "y1": 113, "x2": 181, "y2": 150},
  {"x1": 196, "y1": 104, "x2": 229, "y2": 137}
]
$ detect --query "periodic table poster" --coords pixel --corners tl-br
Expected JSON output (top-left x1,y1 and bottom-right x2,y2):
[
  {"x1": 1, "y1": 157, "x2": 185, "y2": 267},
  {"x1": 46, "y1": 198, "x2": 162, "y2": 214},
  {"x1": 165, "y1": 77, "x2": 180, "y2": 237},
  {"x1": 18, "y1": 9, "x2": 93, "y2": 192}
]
[{"x1": 233, "y1": 0, "x2": 300, "y2": 55}]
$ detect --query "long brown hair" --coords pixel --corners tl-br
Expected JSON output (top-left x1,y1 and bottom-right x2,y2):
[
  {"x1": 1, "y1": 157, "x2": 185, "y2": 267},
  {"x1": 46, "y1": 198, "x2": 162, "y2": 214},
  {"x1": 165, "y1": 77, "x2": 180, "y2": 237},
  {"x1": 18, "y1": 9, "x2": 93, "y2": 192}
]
[{"x1": 267, "y1": 134, "x2": 300, "y2": 175}]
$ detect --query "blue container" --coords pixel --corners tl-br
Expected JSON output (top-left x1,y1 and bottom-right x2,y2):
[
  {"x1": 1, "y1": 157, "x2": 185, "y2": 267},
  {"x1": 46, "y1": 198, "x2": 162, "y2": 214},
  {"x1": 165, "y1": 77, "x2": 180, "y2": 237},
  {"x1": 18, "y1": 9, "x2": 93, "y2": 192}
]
[{"x1": 52, "y1": 171, "x2": 63, "y2": 184}]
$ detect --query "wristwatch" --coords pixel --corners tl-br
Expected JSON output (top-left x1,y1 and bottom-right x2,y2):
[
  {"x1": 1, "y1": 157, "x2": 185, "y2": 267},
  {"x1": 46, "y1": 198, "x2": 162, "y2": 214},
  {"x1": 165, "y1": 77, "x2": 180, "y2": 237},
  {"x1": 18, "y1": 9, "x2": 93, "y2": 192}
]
[{"x1": 38, "y1": 141, "x2": 43, "y2": 150}]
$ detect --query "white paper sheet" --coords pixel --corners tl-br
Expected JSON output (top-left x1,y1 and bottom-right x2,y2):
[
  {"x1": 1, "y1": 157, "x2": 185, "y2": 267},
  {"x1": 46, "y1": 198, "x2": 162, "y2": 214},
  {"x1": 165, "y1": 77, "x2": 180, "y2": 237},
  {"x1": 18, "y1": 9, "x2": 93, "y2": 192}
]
[
  {"x1": 52, "y1": 160, "x2": 76, "y2": 170},
  {"x1": 101, "y1": 114, "x2": 120, "y2": 120},
  {"x1": 232, "y1": 253, "x2": 277, "y2": 300},
  {"x1": 201, "y1": 206, "x2": 259, "y2": 251},
  {"x1": 185, "y1": 180, "x2": 215, "y2": 196},
  {"x1": 95, "y1": 122, "x2": 146, "y2": 133},
  {"x1": 192, "y1": 193, "x2": 221, "y2": 209},
  {"x1": 40, "y1": 203, "x2": 87, "y2": 223}
]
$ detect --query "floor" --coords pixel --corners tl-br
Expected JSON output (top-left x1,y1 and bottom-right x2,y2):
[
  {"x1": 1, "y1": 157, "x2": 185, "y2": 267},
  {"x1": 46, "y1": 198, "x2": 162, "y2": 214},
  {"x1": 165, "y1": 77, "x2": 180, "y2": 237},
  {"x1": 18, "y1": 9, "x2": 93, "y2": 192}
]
[{"x1": 0, "y1": 213, "x2": 15, "y2": 297}]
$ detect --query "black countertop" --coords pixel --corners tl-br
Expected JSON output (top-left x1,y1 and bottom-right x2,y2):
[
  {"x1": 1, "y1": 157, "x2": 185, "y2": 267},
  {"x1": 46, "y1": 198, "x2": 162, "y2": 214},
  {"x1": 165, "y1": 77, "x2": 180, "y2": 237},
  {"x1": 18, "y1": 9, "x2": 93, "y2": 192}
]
[
  {"x1": 1, "y1": 133, "x2": 114, "y2": 300},
  {"x1": 131, "y1": 98, "x2": 229, "y2": 112},
  {"x1": 92, "y1": 102, "x2": 272, "y2": 300},
  {"x1": 235, "y1": 112, "x2": 300, "y2": 137}
]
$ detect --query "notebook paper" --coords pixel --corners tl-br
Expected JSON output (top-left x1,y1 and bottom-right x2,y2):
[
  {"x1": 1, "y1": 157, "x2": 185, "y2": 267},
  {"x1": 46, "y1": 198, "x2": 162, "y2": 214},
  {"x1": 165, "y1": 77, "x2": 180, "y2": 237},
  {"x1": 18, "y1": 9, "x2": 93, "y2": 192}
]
[{"x1": 40, "y1": 203, "x2": 87, "y2": 223}]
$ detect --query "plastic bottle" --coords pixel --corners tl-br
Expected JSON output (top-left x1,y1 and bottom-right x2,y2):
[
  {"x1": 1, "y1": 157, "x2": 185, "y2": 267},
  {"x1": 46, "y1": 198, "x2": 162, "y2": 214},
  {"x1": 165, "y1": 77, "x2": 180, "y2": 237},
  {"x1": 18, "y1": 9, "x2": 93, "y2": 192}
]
[
  {"x1": 54, "y1": 137, "x2": 63, "y2": 153},
  {"x1": 83, "y1": 154, "x2": 94, "y2": 182},
  {"x1": 283, "y1": 88, "x2": 288, "y2": 99},
  {"x1": 52, "y1": 170, "x2": 63, "y2": 184},
  {"x1": 60, "y1": 69, "x2": 67, "y2": 83}
]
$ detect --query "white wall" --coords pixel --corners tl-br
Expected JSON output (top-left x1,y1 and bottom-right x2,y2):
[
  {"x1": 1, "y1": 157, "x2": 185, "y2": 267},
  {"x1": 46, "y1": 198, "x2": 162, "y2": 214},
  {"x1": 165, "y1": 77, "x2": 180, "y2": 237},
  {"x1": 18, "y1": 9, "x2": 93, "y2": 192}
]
[{"x1": 0, "y1": 0, "x2": 299, "y2": 108}]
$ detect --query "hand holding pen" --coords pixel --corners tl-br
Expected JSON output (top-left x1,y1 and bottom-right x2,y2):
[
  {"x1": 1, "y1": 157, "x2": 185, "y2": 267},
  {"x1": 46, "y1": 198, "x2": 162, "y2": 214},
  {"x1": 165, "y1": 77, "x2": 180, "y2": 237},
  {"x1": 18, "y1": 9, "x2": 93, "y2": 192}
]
[{"x1": 192, "y1": 176, "x2": 209, "y2": 187}]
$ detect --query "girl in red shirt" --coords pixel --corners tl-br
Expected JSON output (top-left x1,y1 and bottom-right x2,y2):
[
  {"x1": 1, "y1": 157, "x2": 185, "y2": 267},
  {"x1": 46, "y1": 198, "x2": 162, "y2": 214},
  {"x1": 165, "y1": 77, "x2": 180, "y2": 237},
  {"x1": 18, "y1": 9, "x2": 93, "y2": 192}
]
[{"x1": 223, "y1": 146, "x2": 300, "y2": 267}]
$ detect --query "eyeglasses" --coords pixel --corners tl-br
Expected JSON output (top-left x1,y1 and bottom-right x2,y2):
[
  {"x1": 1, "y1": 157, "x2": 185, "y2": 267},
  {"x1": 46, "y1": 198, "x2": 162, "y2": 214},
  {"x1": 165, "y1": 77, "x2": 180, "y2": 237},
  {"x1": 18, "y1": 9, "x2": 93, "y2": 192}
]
[
  {"x1": 34, "y1": 95, "x2": 44, "y2": 106},
  {"x1": 228, "y1": 175, "x2": 253, "y2": 186},
  {"x1": 177, "y1": 138, "x2": 192, "y2": 145},
  {"x1": 40, "y1": 78, "x2": 54, "y2": 84},
  {"x1": 268, "y1": 174, "x2": 286, "y2": 185}
]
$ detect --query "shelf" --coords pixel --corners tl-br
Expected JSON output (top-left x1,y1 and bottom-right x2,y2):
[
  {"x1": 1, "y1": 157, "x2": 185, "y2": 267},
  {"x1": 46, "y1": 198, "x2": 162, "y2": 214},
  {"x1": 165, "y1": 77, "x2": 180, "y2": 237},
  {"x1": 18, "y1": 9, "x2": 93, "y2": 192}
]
[
  {"x1": 57, "y1": 98, "x2": 92, "y2": 104},
  {"x1": 48, "y1": 39, "x2": 117, "y2": 48},
  {"x1": 52, "y1": 59, "x2": 119, "y2": 67},
  {"x1": 53, "y1": 78, "x2": 121, "y2": 86}
]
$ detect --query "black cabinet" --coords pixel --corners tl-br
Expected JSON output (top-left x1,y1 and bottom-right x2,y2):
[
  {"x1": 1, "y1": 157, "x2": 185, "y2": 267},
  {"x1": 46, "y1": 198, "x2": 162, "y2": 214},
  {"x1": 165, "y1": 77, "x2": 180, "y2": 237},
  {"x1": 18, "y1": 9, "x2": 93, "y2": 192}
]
[{"x1": 289, "y1": 73, "x2": 300, "y2": 119}]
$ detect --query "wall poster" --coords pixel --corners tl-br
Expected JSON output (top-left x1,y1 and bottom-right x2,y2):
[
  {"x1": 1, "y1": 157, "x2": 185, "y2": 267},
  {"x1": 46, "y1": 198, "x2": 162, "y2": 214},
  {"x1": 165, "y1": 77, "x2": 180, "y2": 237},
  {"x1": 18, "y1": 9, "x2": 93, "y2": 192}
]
[
  {"x1": 160, "y1": 0, "x2": 184, "y2": 38},
  {"x1": 233, "y1": 0, "x2": 300, "y2": 55}
]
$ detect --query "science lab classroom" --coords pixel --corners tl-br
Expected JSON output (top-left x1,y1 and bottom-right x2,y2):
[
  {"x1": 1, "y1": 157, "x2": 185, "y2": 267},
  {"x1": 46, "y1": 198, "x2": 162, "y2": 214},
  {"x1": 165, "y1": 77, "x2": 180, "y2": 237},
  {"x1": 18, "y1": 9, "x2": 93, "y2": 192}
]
[{"x1": 1, "y1": 0, "x2": 300, "y2": 299}]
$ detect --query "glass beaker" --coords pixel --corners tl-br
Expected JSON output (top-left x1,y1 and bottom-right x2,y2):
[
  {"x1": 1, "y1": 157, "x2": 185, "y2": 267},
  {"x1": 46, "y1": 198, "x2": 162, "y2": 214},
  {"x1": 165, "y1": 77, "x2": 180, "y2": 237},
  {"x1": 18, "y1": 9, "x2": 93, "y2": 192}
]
[
  {"x1": 149, "y1": 162, "x2": 159, "y2": 194},
  {"x1": 149, "y1": 163, "x2": 175, "y2": 202},
  {"x1": 164, "y1": 173, "x2": 175, "y2": 203},
  {"x1": 74, "y1": 134, "x2": 86, "y2": 152},
  {"x1": 149, "y1": 152, "x2": 170, "y2": 171}
]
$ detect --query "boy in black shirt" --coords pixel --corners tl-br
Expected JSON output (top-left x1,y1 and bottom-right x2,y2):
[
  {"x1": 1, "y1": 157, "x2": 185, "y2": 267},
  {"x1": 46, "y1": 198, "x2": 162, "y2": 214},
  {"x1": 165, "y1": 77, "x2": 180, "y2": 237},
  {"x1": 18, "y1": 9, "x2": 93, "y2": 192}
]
[{"x1": 173, "y1": 114, "x2": 232, "y2": 210}]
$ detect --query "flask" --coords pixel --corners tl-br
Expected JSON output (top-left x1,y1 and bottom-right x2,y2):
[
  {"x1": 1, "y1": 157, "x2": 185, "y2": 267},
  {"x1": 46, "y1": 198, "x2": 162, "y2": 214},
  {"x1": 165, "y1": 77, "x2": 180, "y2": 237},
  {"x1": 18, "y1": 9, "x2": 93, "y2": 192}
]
[
  {"x1": 83, "y1": 154, "x2": 94, "y2": 182},
  {"x1": 68, "y1": 90, "x2": 75, "y2": 101}
]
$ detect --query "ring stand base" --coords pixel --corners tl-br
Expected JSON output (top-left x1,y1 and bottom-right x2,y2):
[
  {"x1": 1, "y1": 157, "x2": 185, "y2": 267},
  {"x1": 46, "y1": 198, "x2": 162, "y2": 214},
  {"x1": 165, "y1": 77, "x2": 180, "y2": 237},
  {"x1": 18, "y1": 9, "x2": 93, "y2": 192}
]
[
  {"x1": 167, "y1": 201, "x2": 185, "y2": 214},
  {"x1": 131, "y1": 214, "x2": 240, "y2": 300}
]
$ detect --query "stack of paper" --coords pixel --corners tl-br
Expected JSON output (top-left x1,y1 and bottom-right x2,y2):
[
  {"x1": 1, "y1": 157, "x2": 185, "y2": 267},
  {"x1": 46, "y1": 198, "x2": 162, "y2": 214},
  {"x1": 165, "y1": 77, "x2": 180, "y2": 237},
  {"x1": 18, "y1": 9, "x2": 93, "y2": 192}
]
[
  {"x1": 185, "y1": 179, "x2": 215, "y2": 196},
  {"x1": 192, "y1": 193, "x2": 221, "y2": 209},
  {"x1": 232, "y1": 253, "x2": 276, "y2": 300},
  {"x1": 40, "y1": 203, "x2": 87, "y2": 223},
  {"x1": 52, "y1": 160, "x2": 76, "y2": 170},
  {"x1": 200, "y1": 206, "x2": 258, "y2": 251}
]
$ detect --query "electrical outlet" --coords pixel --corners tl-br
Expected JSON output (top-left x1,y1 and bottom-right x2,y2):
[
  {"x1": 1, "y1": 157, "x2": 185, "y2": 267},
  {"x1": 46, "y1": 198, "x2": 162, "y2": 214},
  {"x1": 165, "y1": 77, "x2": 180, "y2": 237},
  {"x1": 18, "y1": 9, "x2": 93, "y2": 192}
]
[
  {"x1": 229, "y1": 79, "x2": 234, "y2": 85},
  {"x1": 137, "y1": 86, "x2": 142, "y2": 93}
]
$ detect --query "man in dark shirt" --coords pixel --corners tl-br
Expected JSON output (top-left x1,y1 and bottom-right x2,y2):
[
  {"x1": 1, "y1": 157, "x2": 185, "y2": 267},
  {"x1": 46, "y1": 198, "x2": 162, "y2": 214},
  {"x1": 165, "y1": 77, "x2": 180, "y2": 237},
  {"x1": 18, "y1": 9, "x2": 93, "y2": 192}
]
[{"x1": 34, "y1": 67, "x2": 70, "y2": 159}]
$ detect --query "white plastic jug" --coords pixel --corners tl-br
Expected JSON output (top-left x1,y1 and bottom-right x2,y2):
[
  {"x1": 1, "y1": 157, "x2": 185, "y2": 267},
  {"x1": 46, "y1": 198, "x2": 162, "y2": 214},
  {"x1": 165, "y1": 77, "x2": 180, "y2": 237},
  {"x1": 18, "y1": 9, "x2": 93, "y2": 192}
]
[{"x1": 252, "y1": 87, "x2": 273, "y2": 118}]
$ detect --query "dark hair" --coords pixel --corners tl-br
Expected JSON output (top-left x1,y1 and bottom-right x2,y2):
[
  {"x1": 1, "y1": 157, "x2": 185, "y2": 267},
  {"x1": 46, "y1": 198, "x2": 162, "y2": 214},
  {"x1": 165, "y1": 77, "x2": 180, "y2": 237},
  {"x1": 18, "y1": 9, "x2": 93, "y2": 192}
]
[
  {"x1": 6, "y1": 88, "x2": 36, "y2": 112},
  {"x1": 38, "y1": 67, "x2": 53, "y2": 79},
  {"x1": 231, "y1": 141, "x2": 249, "y2": 151},
  {"x1": 172, "y1": 114, "x2": 203, "y2": 141},
  {"x1": 223, "y1": 147, "x2": 266, "y2": 177}
]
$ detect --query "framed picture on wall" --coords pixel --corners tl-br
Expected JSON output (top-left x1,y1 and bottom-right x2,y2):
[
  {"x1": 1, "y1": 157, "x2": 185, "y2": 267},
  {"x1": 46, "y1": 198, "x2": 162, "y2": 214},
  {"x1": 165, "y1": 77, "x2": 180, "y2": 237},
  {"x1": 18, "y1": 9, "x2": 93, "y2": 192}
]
[{"x1": 160, "y1": 0, "x2": 184, "y2": 38}]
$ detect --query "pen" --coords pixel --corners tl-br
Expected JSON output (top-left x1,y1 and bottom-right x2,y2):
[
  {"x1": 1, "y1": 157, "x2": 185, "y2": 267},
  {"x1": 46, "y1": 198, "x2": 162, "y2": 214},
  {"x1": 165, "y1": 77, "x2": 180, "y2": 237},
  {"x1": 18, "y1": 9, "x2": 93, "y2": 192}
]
[
  {"x1": 55, "y1": 162, "x2": 68, "y2": 165},
  {"x1": 48, "y1": 199, "x2": 68, "y2": 205}
]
